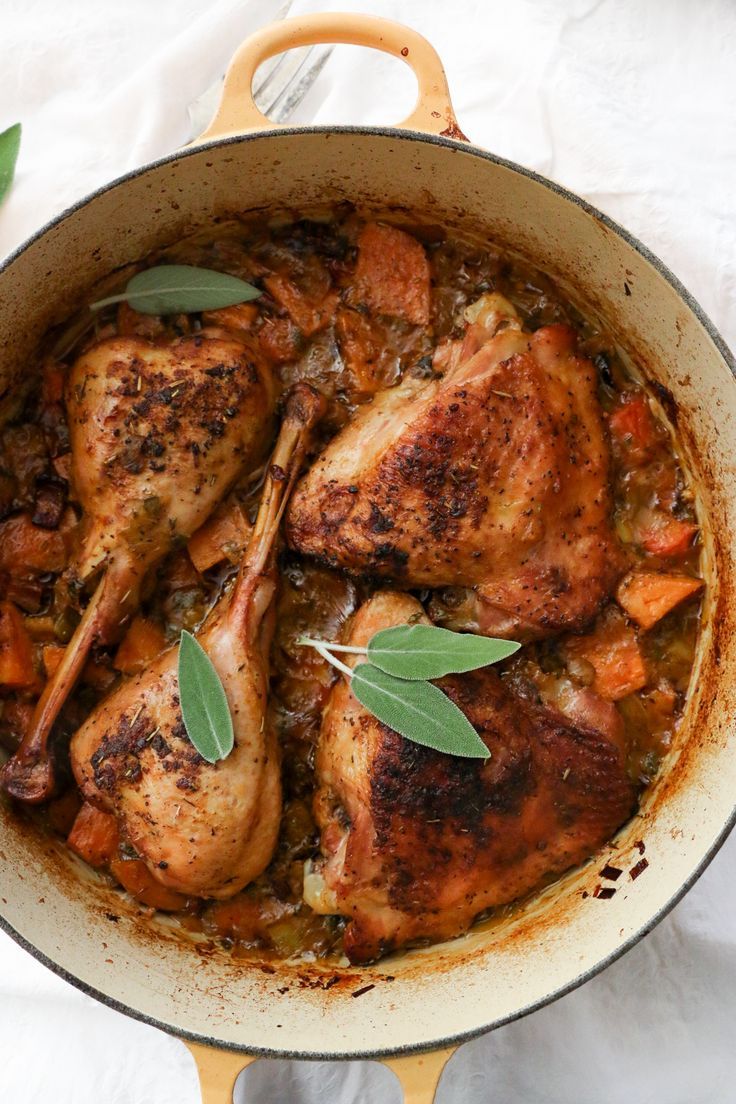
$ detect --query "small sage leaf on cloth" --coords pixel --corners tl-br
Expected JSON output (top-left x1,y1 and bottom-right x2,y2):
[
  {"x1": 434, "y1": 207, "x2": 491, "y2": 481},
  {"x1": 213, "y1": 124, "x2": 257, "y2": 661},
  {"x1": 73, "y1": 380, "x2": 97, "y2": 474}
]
[
  {"x1": 367, "y1": 623, "x2": 520, "y2": 680},
  {"x1": 178, "y1": 630, "x2": 234, "y2": 764},
  {"x1": 351, "y1": 662, "x2": 490, "y2": 759},
  {"x1": 0, "y1": 123, "x2": 21, "y2": 205},
  {"x1": 90, "y1": 264, "x2": 262, "y2": 315}
]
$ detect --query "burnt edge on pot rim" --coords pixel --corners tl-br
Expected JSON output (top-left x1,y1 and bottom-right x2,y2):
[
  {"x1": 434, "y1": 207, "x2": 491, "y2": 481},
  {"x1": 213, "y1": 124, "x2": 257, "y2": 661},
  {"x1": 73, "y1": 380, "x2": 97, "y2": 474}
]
[{"x1": 0, "y1": 124, "x2": 735, "y2": 1062}]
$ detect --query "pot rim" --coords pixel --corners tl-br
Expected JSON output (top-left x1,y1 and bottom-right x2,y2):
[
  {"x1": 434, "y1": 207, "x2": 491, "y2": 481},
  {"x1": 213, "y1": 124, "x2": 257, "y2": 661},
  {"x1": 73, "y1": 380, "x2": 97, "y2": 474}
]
[{"x1": 1, "y1": 123, "x2": 734, "y2": 1061}]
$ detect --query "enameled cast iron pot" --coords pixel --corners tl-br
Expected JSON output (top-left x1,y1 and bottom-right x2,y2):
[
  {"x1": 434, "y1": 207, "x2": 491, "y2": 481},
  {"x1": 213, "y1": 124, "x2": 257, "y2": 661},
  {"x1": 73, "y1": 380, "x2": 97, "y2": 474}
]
[{"x1": 1, "y1": 15, "x2": 735, "y2": 1103}]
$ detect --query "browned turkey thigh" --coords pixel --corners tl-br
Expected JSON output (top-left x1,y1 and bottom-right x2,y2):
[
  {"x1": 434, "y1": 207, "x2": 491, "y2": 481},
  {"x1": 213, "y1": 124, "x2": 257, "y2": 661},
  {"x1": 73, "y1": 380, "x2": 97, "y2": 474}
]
[
  {"x1": 3, "y1": 333, "x2": 274, "y2": 802},
  {"x1": 70, "y1": 385, "x2": 323, "y2": 899},
  {"x1": 287, "y1": 296, "x2": 623, "y2": 641},
  {"x1": 305, "y1": 591, "x2": 636, "y2": 964}
]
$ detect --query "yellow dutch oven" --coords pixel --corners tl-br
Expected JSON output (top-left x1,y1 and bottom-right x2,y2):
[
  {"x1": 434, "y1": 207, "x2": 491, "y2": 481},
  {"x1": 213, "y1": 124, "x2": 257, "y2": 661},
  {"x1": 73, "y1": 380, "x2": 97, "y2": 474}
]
[{"x1": 0, "y1": 14, "x2": 734, "y2": 1103}]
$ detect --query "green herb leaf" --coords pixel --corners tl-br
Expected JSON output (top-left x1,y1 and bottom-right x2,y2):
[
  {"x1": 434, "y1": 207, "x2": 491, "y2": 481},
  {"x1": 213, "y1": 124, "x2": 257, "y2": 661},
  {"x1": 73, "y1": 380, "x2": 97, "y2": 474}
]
[
  {"x1": 90, "y1": 264, "x2": 262, "y2": 315},
  {"x1": 177, "y1": 630, "x2": 234, "y2": 764},
  {"x1": 351, "y1": 662, "x2": 490, "y2": 759},
  {"x1": 367, "y1": 623, "x2": 520, "y2": 680},
  {"x1": 0, "y1": 123, "x2": 21, "y2": 205}
]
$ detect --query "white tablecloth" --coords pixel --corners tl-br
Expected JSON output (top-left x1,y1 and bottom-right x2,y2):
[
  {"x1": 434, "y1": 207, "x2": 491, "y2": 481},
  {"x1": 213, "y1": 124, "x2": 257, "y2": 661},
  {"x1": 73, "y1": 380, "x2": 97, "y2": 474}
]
[{"x1": 1, "y1": 2, "x2": 734, "y2": 1101}]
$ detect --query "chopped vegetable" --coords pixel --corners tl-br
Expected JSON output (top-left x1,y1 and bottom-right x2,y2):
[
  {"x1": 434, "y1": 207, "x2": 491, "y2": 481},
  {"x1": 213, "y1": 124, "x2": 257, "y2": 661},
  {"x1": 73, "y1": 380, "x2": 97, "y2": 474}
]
[
  {"x1": 202, "y1": 303, "x2": 259, "y2": 331},
  {"x1": 263, "y1": 272, "x2": 338, "y2": 336},
  {"x1": 67, "y1": 803, "x2": 120, "y2": 868},
  {"x1": 617, "y1": 570, "x2": 703, "y2": 629},
  {"x1": 0, "y1": 601, "x2": 38, "y2": 689},
  {"x1": 258, "y1": 316, "x2": 302, "y2": 363},
  {"x1": 353, "y1": 222, "x2": 431, "y2": 325},
  {"x1": 635, "y1": 510, "x2": 699, "y2": 557},
  {"x1": 0, "y1": 513, "x2": 67, "y2": 574},
  {"x1": 187, "y1": 500, "x2": 251, "y2": 574},
  {"x1": 565, "y1": 612, "x2": 647, "y2": 700},
  {"x1": 42, "y1": 643, "x2": 66, "y2": 678},
  {"x1": 114, "y1": 616, "x2": 167, "y2": 674},
  {"x1": 109, "y1": 857, "x2": 189, "y2": 911},
  {"x1": 609, "y1": 393, "x2": 658, "y2": 454},
  {"x1": 205, "y1": 894, "x2": 282, "y2": 944},
  {"x1": 335, "y1": 307, "x2": 399, "y2": 395}
]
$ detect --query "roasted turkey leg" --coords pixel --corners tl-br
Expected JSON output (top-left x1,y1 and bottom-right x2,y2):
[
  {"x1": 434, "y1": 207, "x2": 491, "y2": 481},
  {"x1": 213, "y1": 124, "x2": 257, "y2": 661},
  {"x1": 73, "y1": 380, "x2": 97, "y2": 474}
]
[
  {"x1": 69, "y1": 384, "x2": 324, "y2": 899},
  {"x1": 2, "y1": 332, "x2": 274, "y2": 803}
]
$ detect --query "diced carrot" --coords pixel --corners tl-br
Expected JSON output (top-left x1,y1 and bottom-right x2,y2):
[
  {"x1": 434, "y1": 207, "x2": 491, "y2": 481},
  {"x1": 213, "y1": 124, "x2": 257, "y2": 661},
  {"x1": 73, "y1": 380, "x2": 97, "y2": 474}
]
[
  {"x1": 335, "y1": 307, "x2": 397, "y2": 395},
  {"x1": 202, "y1": 303, "x2": 259, "y2": 331},
  {"x1": 67, "y1": 803, "x2": 120, "y2": 868},
  {"x1": 609, "y1": 393, "x2": 658, "y2": 453},
  {"x1": 636, "y1": 510, "x2": 699, "y2": 557},
  {"x1": 353, "y1": 222, "x2": 431, "y2": 325},
  {"x1": 0, "y1": 513, "x2": 67, "y2": 575},
  {"x1": 41, "y1": 361, "x2": 66, "y2": 404},
  {"x1": 114, "y1": 616, "x2": 167, "y2": 675},
  {"x1": 258, "y1": 316, "x2": 302, "y2": 364},
  {"x1": 263, "y1": 273, "x2": 338, "y2": 336},
  {"x1": 109, "y1": 856, "x2": 189, "y2": 911},
  {"x1": 47, "y1": 788, "x2": 83, "y2": 835},
  {"x1": 0, "y1": 602, "x2": 38, "y2": 689},
  {"x1": 617, "y1": 571, "x2": 704, "y2": 630},
  {"x1": 24, "y1": 615, "x2": 57, "y2": 643},
  {"x1": 565, "y1": 612, "x2": 647, "y2": 701},
  {"x1": 42, "y1": 643, "x2": 66, "y2": 678},
  {"x1": 205, "y1": 896, "x2": 267, "y2": 943},
  {"x1": 187, "y1": 500, "x2": 251, "y2": 574},
  {"x1": 205, "y1": 893, "x2": 290, "y2": 943}
]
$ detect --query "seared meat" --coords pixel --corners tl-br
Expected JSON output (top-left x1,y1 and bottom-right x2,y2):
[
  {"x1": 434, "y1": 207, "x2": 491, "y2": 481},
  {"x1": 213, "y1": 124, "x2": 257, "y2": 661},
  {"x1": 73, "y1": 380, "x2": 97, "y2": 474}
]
[
  {"x1": 287, "y1": 296, "x2": 623, "y2": 641},
  {"x1": 305, "y1": 592, "x2": 636, "y2": 964},
  {"x1": 70, "y1": 387, "x2": 322, "y2": 899},
  {"x1": 2, "y1": 333, "x2": 274, "y2": 803}
]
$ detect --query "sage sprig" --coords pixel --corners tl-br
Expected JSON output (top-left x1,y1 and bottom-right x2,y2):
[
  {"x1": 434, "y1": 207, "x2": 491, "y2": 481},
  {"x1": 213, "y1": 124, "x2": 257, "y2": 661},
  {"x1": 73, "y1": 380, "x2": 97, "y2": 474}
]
[
  {"x1": 0, "y1": 123, "x2": 21, "y2": 206},
  {"x1": 178, "y1": 630, "x2": 234, "y2": 764},
  {"x1": 367, "y1": 623, "x2": 519, "y2": 679},
  {"x1": 351, "y1": 663, "x2": 489, "y2": 759},
  {"x1": 90, "y1": 264, "x2": 262, "y2": 315},
  {"x1": 299, "y1": 623, "x2": 520, "y2": 760}
]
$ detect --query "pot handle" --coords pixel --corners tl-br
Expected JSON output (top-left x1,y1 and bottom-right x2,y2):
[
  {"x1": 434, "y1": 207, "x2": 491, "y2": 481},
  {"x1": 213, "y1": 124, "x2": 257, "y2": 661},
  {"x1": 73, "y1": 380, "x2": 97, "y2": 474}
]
[
  {"x1": 185, "y1": 1040, "x2": 457, "y2": 1103},
  {"x1": 193, "y1": 13, "x2": 467, "y2": 143}
]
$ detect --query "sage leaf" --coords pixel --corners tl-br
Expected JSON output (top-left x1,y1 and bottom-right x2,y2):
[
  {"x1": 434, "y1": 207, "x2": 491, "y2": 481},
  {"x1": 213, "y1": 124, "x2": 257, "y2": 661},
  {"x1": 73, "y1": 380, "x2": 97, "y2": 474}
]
[
  {"x1": 90, "y1": 264, "x2": 262, "y2": 315},
  {"x1": 178, "y1": 630, "x2": 234, "y2": 764},
  {"x1": 367, "y1": 623, "x2": 520, "y2": 680},
  {"x1": 351, "y1": 662, "x2": 490, "y2": 759},
  {"x1": 0, "y1": 123, "x2": 21, "y2": 205}
]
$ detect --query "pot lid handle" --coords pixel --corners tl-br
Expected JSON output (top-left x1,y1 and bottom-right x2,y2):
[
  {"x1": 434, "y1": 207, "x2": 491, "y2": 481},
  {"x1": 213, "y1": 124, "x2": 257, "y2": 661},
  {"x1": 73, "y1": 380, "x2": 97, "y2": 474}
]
[{"x1": 193, "y1": 13, "x2": 467, "y2": 143}]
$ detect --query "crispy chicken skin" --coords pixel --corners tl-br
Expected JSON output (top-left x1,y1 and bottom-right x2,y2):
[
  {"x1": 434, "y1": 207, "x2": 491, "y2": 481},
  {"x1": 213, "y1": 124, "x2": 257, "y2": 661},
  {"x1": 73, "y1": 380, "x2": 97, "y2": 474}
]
[
  {"x1": 287, "y1": 298, "x2": 623, "y2": 640},
  {"x1": 70, "y1": 386, "x2": 322, "y2": 899},
  {"x1": 305, "y1": 592, "x2": 636, "y2": 964}
]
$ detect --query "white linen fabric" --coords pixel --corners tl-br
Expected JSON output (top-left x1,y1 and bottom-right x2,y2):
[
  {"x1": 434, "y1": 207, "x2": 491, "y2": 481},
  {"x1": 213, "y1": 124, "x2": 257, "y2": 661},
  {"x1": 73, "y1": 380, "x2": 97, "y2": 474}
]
[{"x1": 0, "y1": 1, "x2": 734, "y2": 1101}]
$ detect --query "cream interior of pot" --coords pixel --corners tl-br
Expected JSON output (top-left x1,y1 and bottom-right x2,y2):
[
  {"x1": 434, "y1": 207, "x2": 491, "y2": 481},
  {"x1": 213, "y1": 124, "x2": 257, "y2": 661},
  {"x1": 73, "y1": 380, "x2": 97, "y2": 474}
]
[{"x1": 0, "y1": 130, "x2": 734, "y2": 1057}]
